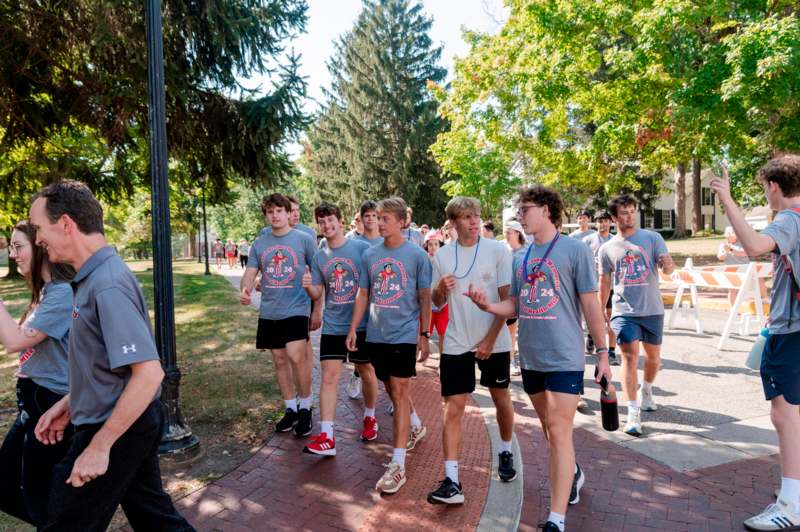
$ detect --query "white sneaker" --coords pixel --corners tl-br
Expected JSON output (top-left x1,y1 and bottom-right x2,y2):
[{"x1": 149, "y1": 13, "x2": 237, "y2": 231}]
[
  {"x1": 744, "y1": 498, "x2": 800, "y2": 531},
  {"x1": 639, "y1": 385, "x2": 657, "y2": 412},
  {"x1": 510, "y1": 364, "x2": 521, "y2": 376},
  {"x1": 406, "y1": 425, "x2": 427, "y2": 450},
  {"x1": 624, "y1": 408, "x2": 643, "y2": 436},
  {"x1": 346, "y1": 372, "x2": 362, "y2": 399},
  {"x1": 376, "y1": 461, "x2": 407, "y2": 493},
  {"x1": 577, "y1": 395, "x2": 588, "y2": 410}
]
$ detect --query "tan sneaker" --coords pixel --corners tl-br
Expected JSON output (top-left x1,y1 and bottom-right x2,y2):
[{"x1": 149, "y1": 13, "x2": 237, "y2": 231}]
[
  {"x1": 376, "y1": 462, "x2": 406, "y2": 493},
  {"x1": 406, "y1": 424, "x2": 427, "y2": 450}
]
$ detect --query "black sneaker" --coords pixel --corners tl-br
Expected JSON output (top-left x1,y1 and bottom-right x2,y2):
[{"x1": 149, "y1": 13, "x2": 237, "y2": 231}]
[
  {"x1": 427, "y1": 477, "x2": 464, "y2": 505},
  {"x1": 275, "y1": 408, "x2": 297, "y2": 432},
  {"x1": 294, "y1": 408, "x2": 312, "y2": 437},
  {"x1": 498, "y1": 451, "x2": 517, "y2": 482},
  {"x1": 608, "y1": 350, "x2": 620, "y2": 366},
  {"x1": 537, "y1": 522, "x2": 560, "y2": 531},
  {"x1": 569, "y1": 463, "x2": 585, "y2": 505}
]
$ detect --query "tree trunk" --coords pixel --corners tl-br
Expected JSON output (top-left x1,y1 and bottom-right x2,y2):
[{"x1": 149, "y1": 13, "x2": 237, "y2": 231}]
[
  {"x1": 189, "y1": 229, "x2": 197, "y2": 258},
  {"x1": 691, "y1": 158, "x2": 702, "y2": 234},
  {"x1": 674, "y1": 162, "x2": 687, "y2": 238}
]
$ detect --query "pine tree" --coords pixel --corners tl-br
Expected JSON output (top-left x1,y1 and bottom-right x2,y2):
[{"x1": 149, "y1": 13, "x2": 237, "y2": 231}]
[{"x1": 307, "y1": 0, "x2": 448, "y2": 224}]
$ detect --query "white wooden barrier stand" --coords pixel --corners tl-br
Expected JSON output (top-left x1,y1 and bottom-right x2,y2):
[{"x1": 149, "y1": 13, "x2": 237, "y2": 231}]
[{"x1": 661, "y1": 260, "x2": 772, "y2": 349}]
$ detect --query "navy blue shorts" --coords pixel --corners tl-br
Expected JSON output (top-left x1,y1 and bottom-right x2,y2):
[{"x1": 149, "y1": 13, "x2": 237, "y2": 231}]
[
  {"x1": 521, "y1": 369, "x2": 584, "y2": 396},
  {"x1": 761, "y1": 330, "x2": 800, "y2": 405},
  {"x1": 611, "y1": 315, "x2": 664, "y2": 346}
]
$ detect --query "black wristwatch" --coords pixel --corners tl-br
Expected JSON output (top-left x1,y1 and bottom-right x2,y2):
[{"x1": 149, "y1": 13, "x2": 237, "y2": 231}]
[{"x1": 420, "y1": 331, "x2": 431, "y2": 339}]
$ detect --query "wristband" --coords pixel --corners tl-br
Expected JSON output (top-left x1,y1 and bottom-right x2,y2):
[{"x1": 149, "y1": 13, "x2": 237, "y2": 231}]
[{"x1": 420, "y1": 331, "x2": 431, "y2": 339}]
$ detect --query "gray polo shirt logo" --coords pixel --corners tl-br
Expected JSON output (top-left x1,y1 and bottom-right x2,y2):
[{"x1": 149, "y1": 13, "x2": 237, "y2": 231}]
[
  {"x1": 261, "y1": 245, "x2": 299, "y2": 286},
  {"x1": 370, "y1": 258, "x2": 407, "y2": 307},
  {"x1": 322, "y1": 257, "x2": 359, "y2": 303},
  {"x1": 516, "y1": 258, "x2": 561, "y2": 318}
]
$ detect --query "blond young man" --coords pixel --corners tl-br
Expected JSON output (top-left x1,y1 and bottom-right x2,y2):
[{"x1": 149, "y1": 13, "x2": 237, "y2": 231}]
[{"x1": 347, "y1": 197, "x2": 432, "y2": 494}]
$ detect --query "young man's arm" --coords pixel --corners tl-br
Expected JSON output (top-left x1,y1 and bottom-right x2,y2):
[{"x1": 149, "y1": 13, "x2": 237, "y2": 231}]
[
  {"x1": 240, "y1": 267, "x2": 259, "y2": 305},
  {"x1": 417, "y1": 287, "x2": 432, "y2": 362},
  {"x1": 580, "y1": 291, "x2": 612, "y2": 384},
  {"x1": 657, "y1": 252, "x2": 675, "y2": 275},
  {"x1": 711, "y1": 170, "x2": 776, "y2": 256},
  {"x1": 599, "y1": 273, "x2": 613, "y2": 323},
  {"x1": 475, "y1": 285, "x2": 510, "y2": 360},
  {"x1": 345, "y1": 288, "x2": 369, "y2": 351},
  {"x1": 464, "y1": 284, "x2": 517, "y2": 317}
]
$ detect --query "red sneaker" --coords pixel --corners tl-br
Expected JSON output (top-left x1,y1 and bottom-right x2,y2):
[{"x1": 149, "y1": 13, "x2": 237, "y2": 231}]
[
  {"x1": 361, "y1": 416, "x2": 378, "y2": 441},
  {"x1": 303, "y1": 433, "x2": 336, "y2": 456}
]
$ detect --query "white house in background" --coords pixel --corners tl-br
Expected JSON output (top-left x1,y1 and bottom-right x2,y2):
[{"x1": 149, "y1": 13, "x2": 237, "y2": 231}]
[{"x1": 647, "y1": 167, "x2": 729, "y2": 233}]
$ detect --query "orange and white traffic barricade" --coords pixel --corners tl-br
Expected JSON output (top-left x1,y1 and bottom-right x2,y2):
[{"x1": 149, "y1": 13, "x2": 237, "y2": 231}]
[{"x1": 660, "y1": 260, "x2": 772, "y2": 349}]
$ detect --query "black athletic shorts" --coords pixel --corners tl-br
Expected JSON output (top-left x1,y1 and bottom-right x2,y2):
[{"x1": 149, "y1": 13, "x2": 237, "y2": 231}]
[
  {"x1": 320, "y1": 331, "x2": 369, "y2": 364},
  {"x1": 521, "y1": 369, "x2": 584, "y2": 396},
  {"x1": 256, "y1": 316, "x2": 309, "y2": 349},
  {"x1": 506, "y1": 318, "x2": 518, "y2": 326},
  {"x1": 439, "y1": 351, "x2": 511, "y2": 397},
  {"x1": 606, "y1": 291, "x2": 613, "y2": 309},
  {"x1": 366, "y1": 342, "x2": 417, "y2": 382}
]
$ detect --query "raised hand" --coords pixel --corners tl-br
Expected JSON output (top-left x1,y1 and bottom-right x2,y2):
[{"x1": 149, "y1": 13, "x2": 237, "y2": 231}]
[
  {"x1": 302, "y1": 265, "x2": 313, "y2": 288},
  {"x1": 438, "y1": 273, "x2": 456, "y2": 294},
  {"x1": 463, "y1": 283, "x2": 490, "y2": 311}
]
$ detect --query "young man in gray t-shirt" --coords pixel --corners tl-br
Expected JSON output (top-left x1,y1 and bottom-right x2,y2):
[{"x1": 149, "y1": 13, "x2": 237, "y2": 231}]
[
  {"x1": 346, "y1": 197, "x2": 432, "y2": 495},
  {"x1": 242, "y1": 193, "x2": 319, "y2": 438},
  {"x1": 466, "y1": 185, "x2": 611, "y2": 532},
  {"x1": 598, "y1": 194, "x2": 673, "y2": 437},
  {"x1": 569, "y1": 210, "x2": 596, "y2": 241},
  {"x1": 711, "y1": 157, "x2": 800, "y2": 531},
  {"x1": 301, "y1": 203, "x2": 379, "y2": 456},
  {"x1": 30, "y1": 180, "x2": 192, "y2": 531}
]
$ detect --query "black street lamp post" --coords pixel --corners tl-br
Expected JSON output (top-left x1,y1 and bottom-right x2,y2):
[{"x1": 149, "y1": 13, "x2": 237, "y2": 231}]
[
  {"x1": 145, "y1": 0, "x2": 199, "y2": 458},
  {"x1": 202, "y1": 184, "x2": 211, "y2": 276}
]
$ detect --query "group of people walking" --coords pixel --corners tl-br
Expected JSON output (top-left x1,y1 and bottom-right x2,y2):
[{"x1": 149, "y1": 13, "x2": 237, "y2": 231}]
[{"x1": 1, "y1": 154, "x2": 799, "y2": 531}]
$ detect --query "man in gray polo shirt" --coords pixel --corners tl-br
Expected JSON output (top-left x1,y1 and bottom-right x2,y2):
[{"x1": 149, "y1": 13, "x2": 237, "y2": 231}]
[{"x1": 30, "y1": 181, "x2": 193, "y2": 531}]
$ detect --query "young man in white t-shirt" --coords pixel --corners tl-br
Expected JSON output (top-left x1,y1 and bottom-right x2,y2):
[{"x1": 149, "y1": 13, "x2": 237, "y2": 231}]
[{"x1": 427, "y1": 197, "x2": 517, "y2": 504}]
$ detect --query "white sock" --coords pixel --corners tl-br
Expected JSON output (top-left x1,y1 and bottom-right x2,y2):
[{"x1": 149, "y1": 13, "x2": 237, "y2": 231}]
[
  {"x1": 410, "y1": 410, "x2": 422, "y2": 429},
  {"x1": 780, "y1": 476, "x2": 800, "y2": 513},
  {"x1": 392, "y1": 448, "x2": 406, "y2": 469},
  {"x1": 628, "y1": 400, "x2": 640, "y2": 411},
  {"x1": 320, "y1": 421, "x2": 334, "y2": 438},
  {"x1": 642, "y1": 381, "x2": 653, "y2": 393},
  {"x1": 547, "y1": 512, "x2": 565, "y2": 531},
  {"x1": 298, "y1": 396, "x2": 313, "y2": 410},
  {"x1": 284, "y1": 399, "x2": 297, "y2": 411},
  {"x1": 363, "y1": 407, "x2": 376, "y2": 418},
  {"x1": 444, "y1": 460, "x2": 459, "y2": 484},
  {"x1": 499, "y1": 440, "x2": 513, "y2": 454}
]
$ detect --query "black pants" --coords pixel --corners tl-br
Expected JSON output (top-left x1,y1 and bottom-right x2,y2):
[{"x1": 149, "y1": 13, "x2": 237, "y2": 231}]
[
  {"x1": 42, "y1": 402, "x2": 194, "y2": 532},
  {"x1": 0, "y1": 378, "x2": 72, "y2": 527},
  {"x1": 240, "y1": 254, "x2": 248, "y2": 268}
]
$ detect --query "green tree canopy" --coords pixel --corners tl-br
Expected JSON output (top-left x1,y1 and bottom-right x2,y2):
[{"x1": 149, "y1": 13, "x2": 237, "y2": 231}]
[{"x1": 305, "y1": 0, "x2": 449, "y2": 224}]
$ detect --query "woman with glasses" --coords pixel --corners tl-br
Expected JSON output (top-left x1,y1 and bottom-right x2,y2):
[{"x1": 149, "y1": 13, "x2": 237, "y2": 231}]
[{"x1": 0, "y1": 221, "x2": 75, "y2": 527}]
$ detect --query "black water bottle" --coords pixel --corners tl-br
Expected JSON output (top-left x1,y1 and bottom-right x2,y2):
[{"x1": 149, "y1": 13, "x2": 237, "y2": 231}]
[{"x1": 598, "y1": 373, "x2": 619, "y2": 432}]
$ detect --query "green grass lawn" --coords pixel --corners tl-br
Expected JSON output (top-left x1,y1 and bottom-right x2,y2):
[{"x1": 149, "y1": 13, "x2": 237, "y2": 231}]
[{"x1": 0, "y1": 260, "x2": 280, "y2": 531}]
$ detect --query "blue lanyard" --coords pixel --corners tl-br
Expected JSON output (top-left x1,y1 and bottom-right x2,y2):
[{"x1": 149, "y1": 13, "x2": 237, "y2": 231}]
[
  {"x1": 453, "y1": 237, "x2": 482, "y2": 279},
  {"x1": 522, "y1": 233, "x2": 560, "y2": 283}
]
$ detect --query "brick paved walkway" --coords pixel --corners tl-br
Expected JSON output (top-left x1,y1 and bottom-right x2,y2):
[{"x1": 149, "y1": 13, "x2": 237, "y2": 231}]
[{"x1": 173, "y1": 268, "x2": 781, "y2": 531}]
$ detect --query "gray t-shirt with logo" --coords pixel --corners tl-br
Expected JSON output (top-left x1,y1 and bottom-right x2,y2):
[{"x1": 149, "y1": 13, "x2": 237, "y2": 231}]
[
  {"x1": 69, "y1": 247, "x2": 161, "y2": 426},
  {"x1": 360, "y1": 241, "x2": 432, "y2": 344},
  {"x1": 762, "y1": 210, "x2": 800, "y2": 335},
  {"x1": 570, "y1": 228, "x2": 596, "y2": 240},
  {"x1": 248, "y1": 228, "x2": 317, "y2": 320},
  {"x1": 511, "y1": 236, "x2": 597, "y2": 372},
  {"x1": 582, "y1": 232, "x2": 613, "y2": 258},
  {"x1": 599, "y1": 229, "x2": 669, "y2": 317},
  {"x1": 312, "y1": 239, "x2": 370, "y2": 335},
  {"x1": 18, "y1": 281, "x2": 72, "y2": 395},
  {"x1": 354, "y1": 234, "x2": 384, "y2": 247}
]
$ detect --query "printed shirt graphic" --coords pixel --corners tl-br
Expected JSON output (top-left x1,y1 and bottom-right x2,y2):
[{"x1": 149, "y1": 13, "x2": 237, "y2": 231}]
[
  {"x1": 511, "y1": 236, "x2": 597, "y2": 372},
  {"x1": 311, "y1": 239, "x2": 370, "y2": 335},
  {"x1": 248, "y1": 229, "x2": 317, "y2": 319},
  {"x1": 598, "y1": 229, "x2": 669, "y2": 317},
  {"x1": 361, "y1": 241, "x2": 432, "y2": 344}
]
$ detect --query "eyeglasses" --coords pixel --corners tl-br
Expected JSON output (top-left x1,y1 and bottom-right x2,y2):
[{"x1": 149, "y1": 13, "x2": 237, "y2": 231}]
[{"x1": 516, "y1": 204, "x2": 542, "y2": 218}]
